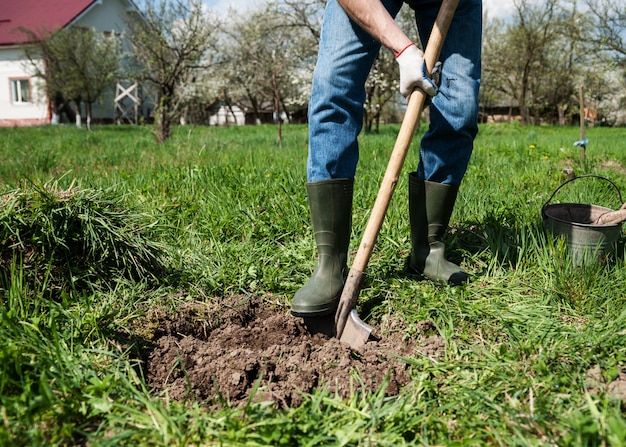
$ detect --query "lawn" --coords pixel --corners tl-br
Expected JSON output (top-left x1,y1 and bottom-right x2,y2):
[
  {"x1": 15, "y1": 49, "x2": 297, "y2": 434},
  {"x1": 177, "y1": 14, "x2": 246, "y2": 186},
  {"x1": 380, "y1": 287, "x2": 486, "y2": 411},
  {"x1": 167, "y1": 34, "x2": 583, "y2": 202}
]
[{"x1": 0, "y1": 122, "x2": 625, "y2": 446}]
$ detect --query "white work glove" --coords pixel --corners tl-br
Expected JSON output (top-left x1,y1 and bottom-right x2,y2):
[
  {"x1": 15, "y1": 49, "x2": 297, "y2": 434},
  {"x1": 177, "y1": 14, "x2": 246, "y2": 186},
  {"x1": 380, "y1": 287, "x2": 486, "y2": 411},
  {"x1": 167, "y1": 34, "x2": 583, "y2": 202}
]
[{"x1": 395, "y1": 43, "x2": 441, "y2": 98}]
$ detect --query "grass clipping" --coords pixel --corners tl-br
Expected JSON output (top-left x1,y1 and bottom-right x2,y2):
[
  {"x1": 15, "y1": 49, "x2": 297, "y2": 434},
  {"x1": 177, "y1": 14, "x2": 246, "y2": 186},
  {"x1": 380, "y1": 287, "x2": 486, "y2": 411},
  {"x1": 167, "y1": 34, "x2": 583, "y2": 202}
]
[{"x1": 0, "y1": 181, "x2": 167, "y2": 292}]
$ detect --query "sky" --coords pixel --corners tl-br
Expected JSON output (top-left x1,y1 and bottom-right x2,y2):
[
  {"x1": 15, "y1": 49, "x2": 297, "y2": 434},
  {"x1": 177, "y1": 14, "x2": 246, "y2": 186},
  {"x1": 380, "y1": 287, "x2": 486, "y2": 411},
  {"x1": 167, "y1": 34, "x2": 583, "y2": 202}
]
[
  {"x1": 205, "y1": 0, "x2": 518, "y2": 19},
  {"x1": 203, "y1": 0, "x2": 253, "y2": 16},
  {"x1": 482, "y1": 0, "x2": 516, "y2": 19}
]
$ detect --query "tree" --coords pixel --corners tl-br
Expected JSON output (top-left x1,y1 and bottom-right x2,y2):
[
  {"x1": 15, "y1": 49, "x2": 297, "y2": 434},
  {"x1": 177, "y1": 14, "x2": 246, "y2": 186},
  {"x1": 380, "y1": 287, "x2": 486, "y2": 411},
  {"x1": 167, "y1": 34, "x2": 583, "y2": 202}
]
[
  {"x1": 364, "y1": 50, "x2": 399, "y2": 133},
  {"x1": 528, "y1": 0, "x2": 590, "y2": 125},
  {"x1": 274, "y1": 0, "x2": 326, "y2": 121},
  {"x1": 481, "y1": 0, "x2": 626, "y2": 126},
  {"x1": 362, "y1": 4, "x2": 419, "y2": 133},
  {"x1": 569, "y1": 0, "x2": 626, "y2": 125},
  {"x1": 20, "y1": 26, "x2": 120, "y2": 129},
  {"x1": 279, "y1": 0, "x2": 326, "y2": 42},
  {"x1": 508, "y1": 0, "x2": 560, "y2": 124},
  {"x1": 585, "y1": 0, "x2": 626, "y2": 59},
  {"x1": 126, "y1": 0, "x2": 220, "y2": 143},
  {"x1": 482, "y1": 0, "x2": 593, "y2": 125},
  {"x1": 218, "y1": 1, "x2": 322, "y2": 142}
]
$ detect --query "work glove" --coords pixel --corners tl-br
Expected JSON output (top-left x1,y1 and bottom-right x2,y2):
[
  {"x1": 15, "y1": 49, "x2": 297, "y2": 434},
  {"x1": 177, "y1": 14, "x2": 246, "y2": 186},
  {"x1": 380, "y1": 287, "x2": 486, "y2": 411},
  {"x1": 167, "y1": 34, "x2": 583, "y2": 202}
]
[{"x1": 395, "y1": 43, "x2": 441, "y2": 98}]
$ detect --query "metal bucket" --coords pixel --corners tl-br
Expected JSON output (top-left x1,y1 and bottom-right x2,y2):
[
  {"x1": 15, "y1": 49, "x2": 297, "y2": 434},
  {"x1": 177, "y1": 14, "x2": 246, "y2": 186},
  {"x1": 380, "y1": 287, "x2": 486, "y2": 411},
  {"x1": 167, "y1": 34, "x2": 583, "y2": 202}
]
[{"x1": 542, "y1": 175, "x2": 624, "y2": 265}]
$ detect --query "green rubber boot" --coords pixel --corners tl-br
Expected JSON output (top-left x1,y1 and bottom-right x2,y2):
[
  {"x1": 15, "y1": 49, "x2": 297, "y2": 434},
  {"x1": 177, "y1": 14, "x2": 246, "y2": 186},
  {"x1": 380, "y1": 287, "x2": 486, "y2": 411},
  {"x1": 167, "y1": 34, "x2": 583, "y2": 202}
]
[
  {"x1": 408, "y1": 172, "x2": 469, "y2": 285},
  {"x1": 291, "y1": 179, "x2": 353, "y2": 317}
]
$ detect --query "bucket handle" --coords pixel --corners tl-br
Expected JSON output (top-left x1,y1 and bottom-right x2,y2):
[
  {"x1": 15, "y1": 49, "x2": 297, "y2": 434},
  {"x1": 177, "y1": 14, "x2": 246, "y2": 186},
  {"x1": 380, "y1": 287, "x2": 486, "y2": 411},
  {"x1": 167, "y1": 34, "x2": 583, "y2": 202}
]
[{"x1": 542, "y1": 174, "x2": 623, "y2": 211}]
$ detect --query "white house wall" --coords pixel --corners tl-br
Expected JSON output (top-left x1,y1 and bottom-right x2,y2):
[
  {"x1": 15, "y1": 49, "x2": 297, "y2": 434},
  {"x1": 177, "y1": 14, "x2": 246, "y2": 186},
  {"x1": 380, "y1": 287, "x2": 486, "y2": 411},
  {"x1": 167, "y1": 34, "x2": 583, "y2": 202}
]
[
  {"x1": 208, "y1": 106, "x2": 246, "y2": 126},
  {"x1": 0, "y1": 47, "x2": 48, "y2": 126}
]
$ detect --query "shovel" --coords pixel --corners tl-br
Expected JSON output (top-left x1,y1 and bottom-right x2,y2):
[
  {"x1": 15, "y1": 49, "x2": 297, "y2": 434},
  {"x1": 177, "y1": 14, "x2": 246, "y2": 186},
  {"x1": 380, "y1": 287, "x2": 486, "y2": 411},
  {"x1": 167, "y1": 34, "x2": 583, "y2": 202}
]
[{"x1": 335, "y1": 0, "x2": 460, "y2": 349}]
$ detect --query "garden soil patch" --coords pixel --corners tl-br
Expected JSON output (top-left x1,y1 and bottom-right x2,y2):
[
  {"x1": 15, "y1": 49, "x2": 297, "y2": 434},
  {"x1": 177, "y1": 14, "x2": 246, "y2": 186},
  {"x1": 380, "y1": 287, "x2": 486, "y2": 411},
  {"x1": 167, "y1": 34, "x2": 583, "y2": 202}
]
[{"x1": 143, "y1": 295, "x2": 445, "y2": 408}]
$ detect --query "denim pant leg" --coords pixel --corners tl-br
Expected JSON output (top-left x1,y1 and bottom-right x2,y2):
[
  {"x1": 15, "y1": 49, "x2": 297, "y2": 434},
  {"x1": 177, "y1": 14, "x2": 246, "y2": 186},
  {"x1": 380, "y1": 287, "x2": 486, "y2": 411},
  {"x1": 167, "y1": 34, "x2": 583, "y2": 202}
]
[
  {"x1": 307, "y1": 0, "x2": 403, "y2": 182},
  {"x1": 413, "y1": 0, "x2": 482, "y2": 185}
]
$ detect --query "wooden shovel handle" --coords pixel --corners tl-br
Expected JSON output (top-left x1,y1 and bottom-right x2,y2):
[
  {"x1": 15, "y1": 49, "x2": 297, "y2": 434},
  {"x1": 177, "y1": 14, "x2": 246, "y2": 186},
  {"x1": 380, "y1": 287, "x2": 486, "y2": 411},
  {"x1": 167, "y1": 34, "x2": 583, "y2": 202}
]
[{"x1": 335, "y1": 0, "x2": 460, "y2": 338}]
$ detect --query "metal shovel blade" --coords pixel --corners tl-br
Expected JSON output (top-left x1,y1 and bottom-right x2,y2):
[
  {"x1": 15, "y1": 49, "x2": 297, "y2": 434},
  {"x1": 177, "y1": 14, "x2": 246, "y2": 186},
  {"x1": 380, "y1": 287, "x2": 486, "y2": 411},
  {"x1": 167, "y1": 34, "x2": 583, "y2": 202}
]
[
  {"x1": 335, "y1": 269, "x2": 373, "y2": 349},
  {"x1": 339, "y1": 309, "x2": 373, "y2": 349}
]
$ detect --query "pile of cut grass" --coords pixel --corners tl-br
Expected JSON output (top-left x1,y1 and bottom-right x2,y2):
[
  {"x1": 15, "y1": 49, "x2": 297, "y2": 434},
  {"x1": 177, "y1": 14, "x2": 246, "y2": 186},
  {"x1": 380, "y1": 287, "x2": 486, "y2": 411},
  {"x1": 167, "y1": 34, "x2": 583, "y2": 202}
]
[{"x1": 0, "y1": 178, "x2": 168, "y2": 293}]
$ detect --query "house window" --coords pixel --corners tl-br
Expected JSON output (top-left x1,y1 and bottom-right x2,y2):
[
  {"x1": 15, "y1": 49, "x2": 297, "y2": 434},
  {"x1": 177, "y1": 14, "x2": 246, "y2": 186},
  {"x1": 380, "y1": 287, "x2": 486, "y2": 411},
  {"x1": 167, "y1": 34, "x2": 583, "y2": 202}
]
[{"x1": 10, "y1": 78, "x2": 31, "y2": 104}]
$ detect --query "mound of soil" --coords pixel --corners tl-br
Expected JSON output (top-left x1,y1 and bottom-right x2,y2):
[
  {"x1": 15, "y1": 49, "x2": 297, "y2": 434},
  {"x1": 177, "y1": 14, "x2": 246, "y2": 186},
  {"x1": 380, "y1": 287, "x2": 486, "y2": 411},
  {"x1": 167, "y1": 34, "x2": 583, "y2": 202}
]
[{"x1": 144, "y1": 295, "x2": 445, "y2": 408}]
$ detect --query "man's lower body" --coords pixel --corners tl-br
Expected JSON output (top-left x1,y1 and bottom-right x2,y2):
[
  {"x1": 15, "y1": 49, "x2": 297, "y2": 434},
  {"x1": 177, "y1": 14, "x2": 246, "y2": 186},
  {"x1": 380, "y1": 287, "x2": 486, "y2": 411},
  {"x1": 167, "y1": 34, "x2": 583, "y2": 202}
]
[{"x1": 292, "y1": 0, "x2": 483, "y2": 317}]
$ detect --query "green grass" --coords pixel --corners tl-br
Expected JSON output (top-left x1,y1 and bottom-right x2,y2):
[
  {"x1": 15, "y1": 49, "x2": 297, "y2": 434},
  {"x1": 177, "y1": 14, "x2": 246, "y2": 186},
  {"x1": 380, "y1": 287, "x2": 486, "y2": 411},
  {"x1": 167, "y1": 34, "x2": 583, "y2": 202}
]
[{"x1": 1, "y1": 122, "x2": 626, "y2": 445}]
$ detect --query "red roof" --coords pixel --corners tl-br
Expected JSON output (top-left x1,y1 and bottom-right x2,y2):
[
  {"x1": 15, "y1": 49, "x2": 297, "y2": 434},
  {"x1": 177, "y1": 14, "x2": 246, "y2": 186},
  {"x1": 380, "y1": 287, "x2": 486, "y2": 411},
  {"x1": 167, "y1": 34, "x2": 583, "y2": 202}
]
[{"x1": 0, "y1": 0, "x2": 97, "y2": 46}]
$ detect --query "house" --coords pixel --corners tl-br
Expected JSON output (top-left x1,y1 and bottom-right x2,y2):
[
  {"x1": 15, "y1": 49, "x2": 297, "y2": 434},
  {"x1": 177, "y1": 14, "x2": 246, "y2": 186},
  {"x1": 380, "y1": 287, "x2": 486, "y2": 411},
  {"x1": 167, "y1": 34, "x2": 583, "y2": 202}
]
[{"x1": 0, "y1": 0, "x2": 140, "y2": 126}]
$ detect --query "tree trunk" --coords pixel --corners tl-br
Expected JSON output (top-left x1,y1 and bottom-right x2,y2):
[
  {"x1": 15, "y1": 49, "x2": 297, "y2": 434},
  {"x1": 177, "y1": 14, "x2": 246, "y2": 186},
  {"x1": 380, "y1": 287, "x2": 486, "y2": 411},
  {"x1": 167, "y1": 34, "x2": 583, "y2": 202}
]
[
  {"x1": 74, "y1": 99, "x2": 82, "y2": 128},
  {"x1": 180, "y1": 106, "x2": 188, "y2": 125},
  {"x1": 519, "y1": 60, "x2": 531, "y2": 126},
  {"x1": 272, "y1": 73, "x2": 282, "y2": 145},
  {"x1": 156, "y1": 95, "x2": 172, "y2": 143},
  {"x1": 364, "y1": 109, "x2": 373, "y2": 133},
  {"x1": 246, "y1": 91, "x2": 260, "y2": 125},
  {"x1": 86, "y1": 102, "x2": 92, "y2": 131},
  {"x1": 280, "y1": 97, "x2": 291, "y2": 124},
  {"x1": 557, "y1": 104, "x2": 566, "y2": 126},
  {"x1": 533, "y1": 108, "x2": 541, "y2": 126},
  {"x1": 223, "y1": 89, "x2": 238, "y2": 126},
  {"x1": 226, "y1": 102, "x2": 238, "y2": 126},
  {"x1": 519, "y1": 86, "x2": 529, "y2": 126},
  {"x1": 62, "y1": 99, "x2": 76, "y2": 124},
  {"x1": 50, "y1": 93, "x2": 65, "y2": 124}
]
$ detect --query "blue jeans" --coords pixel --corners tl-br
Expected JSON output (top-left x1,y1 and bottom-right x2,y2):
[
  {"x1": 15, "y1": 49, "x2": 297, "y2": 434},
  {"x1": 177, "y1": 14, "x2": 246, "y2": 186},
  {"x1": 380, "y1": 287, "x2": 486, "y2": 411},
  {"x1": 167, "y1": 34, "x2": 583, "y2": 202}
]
[{"x1": 307, "y1": 0, "x2": 482, "y2": 185}]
